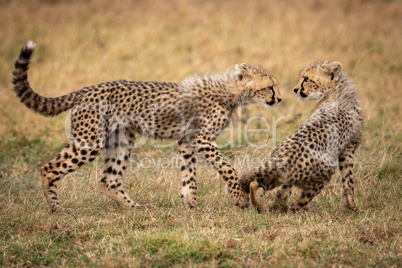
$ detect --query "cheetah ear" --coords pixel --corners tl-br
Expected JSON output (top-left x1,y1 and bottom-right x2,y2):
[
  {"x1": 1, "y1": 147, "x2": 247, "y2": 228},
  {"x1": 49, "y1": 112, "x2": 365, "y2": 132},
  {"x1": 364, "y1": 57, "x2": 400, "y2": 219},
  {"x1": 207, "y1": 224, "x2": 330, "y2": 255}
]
[
  {"x1": 324, "y1": 61, "x2": 343, "y2": 81},
  {"x1": 239, "y1": 63, "x2": 248, "y2": 70},
  {"x1": 234, "y1": 64, "x2": 245, "y2": 81}
]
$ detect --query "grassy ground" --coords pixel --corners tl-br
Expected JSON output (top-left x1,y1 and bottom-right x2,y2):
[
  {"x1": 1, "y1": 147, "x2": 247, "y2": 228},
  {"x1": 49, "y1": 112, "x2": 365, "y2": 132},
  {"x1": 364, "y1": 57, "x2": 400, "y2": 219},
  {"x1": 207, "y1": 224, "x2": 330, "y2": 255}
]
[{"x1": 0, "y1": 0, "x2": 401, "y2": 266}]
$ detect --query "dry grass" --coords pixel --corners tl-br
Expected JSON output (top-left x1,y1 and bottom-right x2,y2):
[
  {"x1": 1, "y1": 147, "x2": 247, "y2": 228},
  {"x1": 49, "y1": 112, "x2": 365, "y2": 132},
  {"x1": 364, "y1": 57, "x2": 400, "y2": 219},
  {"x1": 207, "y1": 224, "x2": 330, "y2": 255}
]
[{"x1": 0, "y1": 0, "x2": 401, "y2": 266}]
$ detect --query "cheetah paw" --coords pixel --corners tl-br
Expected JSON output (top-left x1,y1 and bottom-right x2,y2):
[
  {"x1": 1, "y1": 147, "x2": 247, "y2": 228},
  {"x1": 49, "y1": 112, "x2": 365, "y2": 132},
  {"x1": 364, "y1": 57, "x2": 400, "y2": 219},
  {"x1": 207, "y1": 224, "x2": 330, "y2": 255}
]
[
  {"x1": 131, "y1": 203, "x2": 154, "y2": 210},
  {"x1": 51, "y1": 206, "x2": 72, "y2": 214},
  {"x1": 186, "y1": 200, "x2": 198, "y2": 209},
  {"x1": 268, "y1": 202, "x2": 288, "y2": 213},
  {"x1": 181, "y1": 194, "x2": 198, "y2": 209},
  {"x1": 341, "y1": 204, "x2": 360, "y2": 213},
  {"x1": 249, "y1": 181, "x2": 266, "y2": 213}
]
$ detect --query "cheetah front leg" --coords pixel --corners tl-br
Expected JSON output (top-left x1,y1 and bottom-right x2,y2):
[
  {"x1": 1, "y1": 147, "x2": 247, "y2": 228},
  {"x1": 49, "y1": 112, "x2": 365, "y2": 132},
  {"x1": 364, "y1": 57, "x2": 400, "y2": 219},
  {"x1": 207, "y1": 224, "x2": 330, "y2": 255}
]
[
  {"x1": 178, "y1": 141, "x2": 198, "y2": 208},
  {"x1": 192, "y1": 135, "x2": 249, "y2": 208},
  {"x1": 287, "y1": 179, "x2": 328, "y2": 213},
  {"x1": 339, "y1": 146, "x2": 359, "y2": 212},
  {"x1": 269, "y1": 184, "x2": 292, "y2": 213}
]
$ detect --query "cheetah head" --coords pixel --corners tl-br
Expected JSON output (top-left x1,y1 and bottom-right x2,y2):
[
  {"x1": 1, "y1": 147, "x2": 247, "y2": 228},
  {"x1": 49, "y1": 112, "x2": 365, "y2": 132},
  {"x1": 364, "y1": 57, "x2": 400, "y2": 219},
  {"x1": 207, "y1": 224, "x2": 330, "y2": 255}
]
[
  {"x1": 293, "y1": 61, "x2": 343, "y2": 101},
  {"x1": 234, "y1": 63, "x2": 282, "y2": 108}
]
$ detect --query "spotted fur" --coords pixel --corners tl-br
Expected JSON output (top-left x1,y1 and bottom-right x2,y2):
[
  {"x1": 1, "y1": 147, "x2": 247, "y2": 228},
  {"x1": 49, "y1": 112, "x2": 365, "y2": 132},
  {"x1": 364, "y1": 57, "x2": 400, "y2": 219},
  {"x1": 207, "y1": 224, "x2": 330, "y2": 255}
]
[
  {"x1": 13, "y1": 41, "x2": 282, "y2": 212},
  {"x1": 239, "y1": 61, "x2": 363, "y2": 213}
]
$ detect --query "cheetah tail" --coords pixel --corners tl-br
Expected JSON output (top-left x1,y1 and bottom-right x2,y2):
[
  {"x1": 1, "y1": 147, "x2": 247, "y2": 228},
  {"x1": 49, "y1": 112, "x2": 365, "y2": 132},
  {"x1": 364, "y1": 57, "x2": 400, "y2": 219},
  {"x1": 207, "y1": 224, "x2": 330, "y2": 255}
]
[
  {"x1": 238, "y1": 169, "x2": 261, "y2": 194},
  {"x1": 12, "y1": 41, "x2": 82, "y2": 117}
]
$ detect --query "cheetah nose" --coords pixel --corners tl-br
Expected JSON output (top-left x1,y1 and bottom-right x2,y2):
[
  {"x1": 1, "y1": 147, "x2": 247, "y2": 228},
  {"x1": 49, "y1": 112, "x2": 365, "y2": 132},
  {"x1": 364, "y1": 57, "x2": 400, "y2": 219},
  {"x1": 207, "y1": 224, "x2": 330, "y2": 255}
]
[
  {"x1": 277, "y1": 98, "x2": 282, "y2": 103},
  {"x1": 293, "y1": 88, "x2": 299, "y2": 93}
]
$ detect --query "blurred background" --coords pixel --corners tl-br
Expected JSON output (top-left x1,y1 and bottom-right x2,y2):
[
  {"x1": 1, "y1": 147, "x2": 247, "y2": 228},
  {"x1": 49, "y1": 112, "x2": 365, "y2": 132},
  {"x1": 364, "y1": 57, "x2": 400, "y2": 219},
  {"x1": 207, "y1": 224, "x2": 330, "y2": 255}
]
[
  {"x1": 0, "y1": 1, "x2": 401, "y2": 266},
  {"x1": 0, "y1": 0, "x2": 401, "y2": 145}
]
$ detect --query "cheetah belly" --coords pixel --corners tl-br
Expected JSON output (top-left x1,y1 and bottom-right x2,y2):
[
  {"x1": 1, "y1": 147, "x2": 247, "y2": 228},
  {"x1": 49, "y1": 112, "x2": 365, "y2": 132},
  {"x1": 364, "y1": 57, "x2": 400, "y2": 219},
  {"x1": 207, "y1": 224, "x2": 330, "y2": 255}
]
[{"x1": 131, "y1": 103, "x2": 198, "y2": 141}]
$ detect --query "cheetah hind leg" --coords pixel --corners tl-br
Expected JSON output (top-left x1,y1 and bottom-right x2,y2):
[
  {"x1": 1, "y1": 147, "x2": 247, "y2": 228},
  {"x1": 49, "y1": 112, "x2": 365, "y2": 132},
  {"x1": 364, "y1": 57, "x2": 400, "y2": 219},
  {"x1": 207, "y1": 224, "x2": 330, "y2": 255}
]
[
  {"x1": 41, "y1": 143, "x2": 100, "y2": 213},
  {"x1": 249, "y1": 181, "x2": 267, "y2": 214}
]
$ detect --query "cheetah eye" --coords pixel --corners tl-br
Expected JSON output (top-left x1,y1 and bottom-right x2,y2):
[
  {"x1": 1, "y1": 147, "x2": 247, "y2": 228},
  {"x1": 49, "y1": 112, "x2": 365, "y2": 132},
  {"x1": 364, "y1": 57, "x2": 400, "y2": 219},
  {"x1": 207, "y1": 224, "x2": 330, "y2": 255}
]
[
  {"x1": 268, "y1": 86, "x2": 274, "y2": 92},
  {"x1": 303, "y1": 77, "x2": 308, "y2": 82}
]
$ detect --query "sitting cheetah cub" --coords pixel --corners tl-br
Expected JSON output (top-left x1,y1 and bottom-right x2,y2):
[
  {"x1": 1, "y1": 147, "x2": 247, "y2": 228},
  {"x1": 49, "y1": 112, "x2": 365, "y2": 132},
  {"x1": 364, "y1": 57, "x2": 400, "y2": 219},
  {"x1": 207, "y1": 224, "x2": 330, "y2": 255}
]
[
  {"x1": 13, "y1": 41, "x2": 282, "y2": 213},
  {"x1": 239, "y1": 61, "x2": 363, "y2": 213}
]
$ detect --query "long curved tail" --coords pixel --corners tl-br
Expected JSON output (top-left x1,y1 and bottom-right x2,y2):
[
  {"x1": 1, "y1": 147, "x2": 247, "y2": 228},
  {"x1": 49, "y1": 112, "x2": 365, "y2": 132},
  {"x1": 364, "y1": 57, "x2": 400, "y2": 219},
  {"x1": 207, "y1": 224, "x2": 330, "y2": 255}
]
[{"x1": 12, "y1": 41, "x2": 83, "y2": 117}]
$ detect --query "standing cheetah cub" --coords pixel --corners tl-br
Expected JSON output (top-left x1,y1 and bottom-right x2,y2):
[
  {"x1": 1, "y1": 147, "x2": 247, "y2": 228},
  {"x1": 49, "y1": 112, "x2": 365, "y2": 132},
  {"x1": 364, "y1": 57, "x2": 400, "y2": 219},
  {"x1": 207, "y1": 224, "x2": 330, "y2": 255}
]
[
  {"x1": 239, "y1": 61, "x2": 363, "y2": 213},
  {"x1": 13, "y1": 41, "x2": 282, "y2": 213}
]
